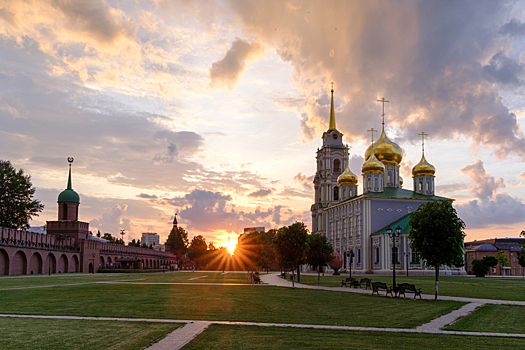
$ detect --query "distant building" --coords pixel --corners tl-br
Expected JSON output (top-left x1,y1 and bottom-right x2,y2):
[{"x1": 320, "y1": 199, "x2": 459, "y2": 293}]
[
  {"x1": 464, "y1": 238, "x2": 524, "y2": 276},
  {"x1": 142, "y1": 232, "x2": 160, "y2": 247}
]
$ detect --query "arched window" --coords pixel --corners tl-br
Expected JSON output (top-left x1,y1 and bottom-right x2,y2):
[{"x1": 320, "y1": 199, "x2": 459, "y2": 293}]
[
  {"x1": 374, "y1": 177, "x2": 378, "y2": 189},
  {"x1": 349, "y1": 189, "x2": 353, "y2": 197},
  {"x1": 419, "y1": 181, "x2": 423, "y2": 192},
  {"x1": 357, "y1": 249, "x2": 361, "y2": 264},
  {"x1": 388, "y1": 170, "x2": 392, "y2": 184},
  {"x1": 334, "y1": 186, "x2": 339, "y2": 201},
  {"x1": 427, "y1": 180, "x2": 431, "y2": 192},
  {"x1": 375, "y1": 247, "x2": 380, "y2": 263},
  {"x1": 62, "y1": 203, "x2": 68, "y2": 220},
  {"x1": 333, "y1": 159, "x2": 341, "y2": 173}
]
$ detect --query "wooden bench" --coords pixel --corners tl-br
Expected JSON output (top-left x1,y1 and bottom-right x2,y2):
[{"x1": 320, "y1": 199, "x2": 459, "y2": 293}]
[
  {"x1": 398, "y1": 283, "x2": 422, "y2": 299},
  {"x1": 372, "y1": 282, "x2": 393, "y2": 297},
  {"x1": 359, "y1": 278, "x2": 372, "y2": 290}
]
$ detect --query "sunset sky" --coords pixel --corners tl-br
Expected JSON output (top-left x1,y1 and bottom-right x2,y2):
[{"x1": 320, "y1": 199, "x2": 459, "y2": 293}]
[{"x1": 1, "y1": 1, "x2": 525, "y2": 247}]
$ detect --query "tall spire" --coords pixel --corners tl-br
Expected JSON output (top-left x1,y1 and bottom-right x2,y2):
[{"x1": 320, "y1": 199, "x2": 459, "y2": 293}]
[
  {"x1": 67, "y1": 157, "x2": 74, "y2": 190},
  {"x1": 173, "y1": 211, "x2": 178, "y2": 229},
  {"x1": 377, "y1": 97, "x2": 389, "y2": 130},
  {"x1": 419, "y1": 132, "x2": 428, "y2": 156},
  {"x1": 329, "y1": 83, "x2": 337, "y2": 131}
]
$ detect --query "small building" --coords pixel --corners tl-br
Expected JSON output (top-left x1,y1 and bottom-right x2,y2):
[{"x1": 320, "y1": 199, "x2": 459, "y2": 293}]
[
  {"x1": 141, "y1": 232, "x2": 160, "y2": 247},
  {"x1": 464, "y1": 238, "x2": 524, "y2": 276}
]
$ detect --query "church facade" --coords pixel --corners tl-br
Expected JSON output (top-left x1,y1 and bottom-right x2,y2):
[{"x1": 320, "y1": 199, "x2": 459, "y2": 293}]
[{"x1": 311, "y1": 89, "x2": 463, "y2": 275}]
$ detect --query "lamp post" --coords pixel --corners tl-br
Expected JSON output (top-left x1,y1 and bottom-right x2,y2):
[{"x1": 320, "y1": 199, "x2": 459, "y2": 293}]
[
  {"x1": 346, "y1": 250, "x2": 354, "y2": 278},
  {"x1": 91, "y1": 253, "x2": 95, "y2": 274},
  {"x1": 387, "y1": 226, "x2": 402, "y2": 290},
  {"x1": 404, "y1": 251, "x2": 411, "y2": 277}
]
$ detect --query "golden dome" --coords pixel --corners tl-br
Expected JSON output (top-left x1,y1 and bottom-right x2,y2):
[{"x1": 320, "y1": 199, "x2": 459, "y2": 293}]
[
  {"x1": 361, "y1": 152, "x2": 385, "y2": 174},
  {"x1": 338, "y1": 165, "x2": 357, "y2": 186},
  {"x1": 399, "y1": 175, "x2": 404, "y2": 186},
  {"x1": 412, "y1": 154, "x2": 435, "y2": 177},
  {"x1": 364, "y1": 129, "x2": 403, "y2": 165}
]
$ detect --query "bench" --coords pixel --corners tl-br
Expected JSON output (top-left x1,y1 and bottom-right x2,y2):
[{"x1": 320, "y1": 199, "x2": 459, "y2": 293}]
[
  {"x1": 398, "y1": 283, "x2": 422, "y2": 299},
  {"x1": 341, "y1": 277, "x2": 355, "y2": 287},
  {"x1": 359, "y1": 278, "x2": 372, "y2": 290},
  {"x1": 372, "y1": 282, "x2": 393, "y2": 297}
]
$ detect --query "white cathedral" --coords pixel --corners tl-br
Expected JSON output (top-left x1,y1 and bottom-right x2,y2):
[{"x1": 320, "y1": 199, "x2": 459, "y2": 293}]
[{"x1": 311, "y1": 88, "x2": 462, "y2": 275}]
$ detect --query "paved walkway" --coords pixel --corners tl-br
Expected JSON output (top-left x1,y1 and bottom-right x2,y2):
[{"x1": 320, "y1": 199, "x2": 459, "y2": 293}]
[{"x1": 146, "y1": 321, "x2": 212, "y2": 350}]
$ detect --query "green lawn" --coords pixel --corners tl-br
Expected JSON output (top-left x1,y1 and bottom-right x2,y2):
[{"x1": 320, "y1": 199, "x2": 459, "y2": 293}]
[
  {"x1": 0, "y1": 279, "x2": 463, "y2": 328},
  {"x1": 296, "y1": 274, "x2": 525, "y2": 301},
  {"x1": 0, "y1": 317, "x2": 180, "y2": 350},
  {"x1": 445, "y1": 304, "x2": 525, "y2": 334},
  {"x1": 184, "y1": 325, "x2": 525, "y2": 350},
  {"x1": 0, "y1": 271, "x2": 253, "y2": 289}
]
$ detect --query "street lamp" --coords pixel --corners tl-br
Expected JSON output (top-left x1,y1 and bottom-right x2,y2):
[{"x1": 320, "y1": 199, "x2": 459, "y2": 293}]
[
  {"x1": 91, "y1": 253, "x2": 95, "y2": 274},
  {"x1": 404, "y1": 251, "x2": 411, "y2": 277},
  {"x1": 387, "y1": 226, "x2": 402, "y2": 290},
  {"x1": 346, "y1": 250, "x2": 355, "y2": 278}
]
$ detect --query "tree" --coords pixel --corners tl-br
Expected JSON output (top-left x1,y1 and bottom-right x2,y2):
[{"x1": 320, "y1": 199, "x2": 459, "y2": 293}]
[
  {"x1": 495, "y1": 250, "x2": 509, "y2": 275},
  {"x1": 518, "y1": 231, "x2": 525, "y2": 271},
  {"x1": 0, "y1": 160, "x2": 44, "y2": 229},
  {"x1": 482, "y1": 256, "x2": 498, "y2": 277},
  {"x1": 272, "y1": 222, "x2": 309, "y2": 288},
  {"x1": 471, "y1": 259, "x2": 489, "y2": 277},
  {"x1": 165, "y1": 226, "x2": 189, "y2": 266},
  {"x1": 187, "y1": 235, "x2": 208, "y2": 268},
  {"x1": 409, "y1": 200, "x2": 465, "y2": 300},
  {"x1": 306, "y1": 234, "x2": 334, "y2": 284}
]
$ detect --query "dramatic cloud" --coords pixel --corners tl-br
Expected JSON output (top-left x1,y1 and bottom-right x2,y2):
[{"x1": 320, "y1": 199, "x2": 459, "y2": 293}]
[
  {"x1": 499, "y1": 18, "x2": 525, "y2": 37},
  {"x1": 518, "y1": 171, "x2": 525, "y2": 180},
  {"x1": 456, "y1": 160, "x2": 525, "y2": 228},
  {"x1": 50, "y1": 0, "x2": 134, "y2": 44},
  {"x1": 228, "y1": 1, "x2": 525, "y2": 158},
  {"x1": 293, "y1": 172, "x2": 313, "y2": 190},
  {"x1": 248, "y1": 188, "x2": 272, "y2": 197},
  {"x1": 460, "y1": 160, "x2": 505, "y2": 201},
  {"x1": 89, "y1": 204, "x2": 131, "y2": 235},
  {"x1": 136, "y1": 193, "x2": 158, "y2": 199},
  {"x1": 209, "y1": 38, "x2": 263, "y2": 89},
  {"x1": 168, "y1": 189, "x2": 301, "y2": 232}
]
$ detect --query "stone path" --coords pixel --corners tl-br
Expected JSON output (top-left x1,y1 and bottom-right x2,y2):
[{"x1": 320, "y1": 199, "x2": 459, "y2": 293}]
[{"x1": 146, "y1": 321, "x2": 212, "y2": 350}]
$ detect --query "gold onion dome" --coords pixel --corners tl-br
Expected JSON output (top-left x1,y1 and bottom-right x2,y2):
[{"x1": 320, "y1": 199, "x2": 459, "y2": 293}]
[
  {"x1": 338, "y1": 165, "x2": 358, "y2": 186},
  {"x1": 361, "y1": 151, "x2": 385, "y2": 174},
  {"x1": 364, "y1": 129, "x2": 403, "y2": 165},
  {"x1": 412, "y1": 154, "x2": 436, "y2": 177}
]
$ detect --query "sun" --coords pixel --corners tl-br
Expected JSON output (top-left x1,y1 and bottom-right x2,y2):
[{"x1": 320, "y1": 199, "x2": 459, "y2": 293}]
[{"x1": 226, "y1": 240, "x2": 237, "y2": 255}]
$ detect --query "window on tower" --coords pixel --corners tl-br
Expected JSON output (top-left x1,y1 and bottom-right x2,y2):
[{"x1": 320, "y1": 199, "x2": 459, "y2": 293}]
[
  {"x1": 333, "y1": 186, "x2": 339, "y2": 201},
  {"x1": 333, "y1": 159, "x2": 341, "y2": 173}
]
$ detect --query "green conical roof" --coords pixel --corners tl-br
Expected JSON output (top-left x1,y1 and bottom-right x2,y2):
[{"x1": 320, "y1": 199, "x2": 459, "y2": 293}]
[{"x1": 58, "y1": 164, "x2": 80, "y2": 203}]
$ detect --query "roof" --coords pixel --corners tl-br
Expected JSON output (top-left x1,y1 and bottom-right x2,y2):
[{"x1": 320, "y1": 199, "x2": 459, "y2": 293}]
[
  {"x1": 326, "y1": 187, "x2": 451, "y2": 209},
  {"x1": 365, "y1": 187, "x2": 450, "y2": 201},
  {"x1": 371, "y1": 213, "x2": 413, "y2": 236}
]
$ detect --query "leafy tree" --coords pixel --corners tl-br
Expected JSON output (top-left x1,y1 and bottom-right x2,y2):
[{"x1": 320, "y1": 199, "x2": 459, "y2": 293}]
[
  {"x1": 188, "y1": 235, "x2": 208, "y2": 268},
  {"x1": 96, "y1": 230, "x2": 101, "y2": 238},
  {"x1": 495, "y1": 250, "x2": 509, "y2": 275},
  {"x1": 471, "y1": 259, "x2": 489, "y2": 277},
  {"x1": 518, "y1": 231, "x2": 525, "y2": 270},
  {"x1": 129, "y1": 239, "x2": 137, "y2": 247},
  {"x1": 409, "y1": 200, "x2": 465, "y2": 300},
  {"x1": 306, "y1": 234, "x2": 334, "y2": 284},
  {"x1": 272, "y1": 222, "x2": 309, "y2": 288},
  {"x1": 166, "y1": 226, "x2": 189, "y2": 266},
  {"x1": 256, "y1": 229, "x2": 277, "y2": 273},
  {"x1": 0, "y1": 160, "x2": 44, "y2": 229},
  {"x1": 482, "y1": 256, "x2": 498, "y2": 276}
]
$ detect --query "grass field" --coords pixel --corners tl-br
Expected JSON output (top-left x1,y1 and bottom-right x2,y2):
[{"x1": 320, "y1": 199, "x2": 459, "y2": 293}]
[
  {"x1": 0, "y1": 317, "x2": 180, "y2": 350},
  {"x1": 0, "y1": 274, "x2": 462, "y2": 328},
  {"x1": 184, "y1": 325, "x2": 525, "y2": 350},
  {"x1": 445, "y1": 304, "x2": 525, "y2": 334},
  {"x1": 1, "y1": 271, "x2": 523, "y2": 349},
  {"x1": 296, "y1": 274, "x2": 525, "y2": 301}
]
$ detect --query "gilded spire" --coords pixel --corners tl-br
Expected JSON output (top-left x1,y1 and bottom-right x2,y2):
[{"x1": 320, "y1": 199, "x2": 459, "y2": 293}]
[
  {"x1": 329, "y1": 83, "x2": 336, "y2": 131},
  {"x1": 377, "y1": 97, "x2": 389, "y2": 131}
]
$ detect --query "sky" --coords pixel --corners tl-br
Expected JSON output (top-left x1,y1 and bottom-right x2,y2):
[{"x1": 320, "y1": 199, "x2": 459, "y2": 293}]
[{"x1": 1, "y1": 0, "x2": 525, "y2": 247}]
